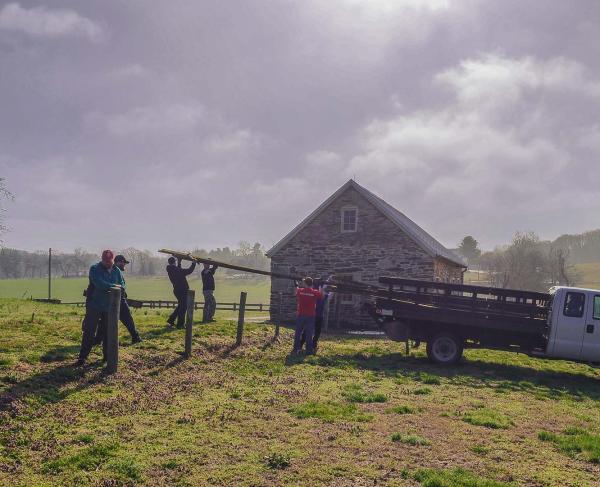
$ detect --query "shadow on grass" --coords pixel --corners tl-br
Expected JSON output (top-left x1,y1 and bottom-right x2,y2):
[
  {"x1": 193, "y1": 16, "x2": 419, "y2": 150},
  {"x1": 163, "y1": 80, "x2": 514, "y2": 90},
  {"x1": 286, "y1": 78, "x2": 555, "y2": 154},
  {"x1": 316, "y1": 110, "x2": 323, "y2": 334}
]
[
  {"x1": 306, "y1": 352, "x2": 600, "y2": 402},
  {"x1": 0, "y1": 362, "x2": 103, "y2": 413}
]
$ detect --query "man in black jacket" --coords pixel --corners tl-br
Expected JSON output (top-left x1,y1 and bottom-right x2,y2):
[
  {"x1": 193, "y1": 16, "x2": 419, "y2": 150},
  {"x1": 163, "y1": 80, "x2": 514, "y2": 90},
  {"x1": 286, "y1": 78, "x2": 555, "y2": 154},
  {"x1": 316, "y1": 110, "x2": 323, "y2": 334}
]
[
  {"x1": 166, "y1": 256, "x2": 196, "y2": 328},
  {"x1": 201, "y1": 263, "x2": 218, "y2": 323}
]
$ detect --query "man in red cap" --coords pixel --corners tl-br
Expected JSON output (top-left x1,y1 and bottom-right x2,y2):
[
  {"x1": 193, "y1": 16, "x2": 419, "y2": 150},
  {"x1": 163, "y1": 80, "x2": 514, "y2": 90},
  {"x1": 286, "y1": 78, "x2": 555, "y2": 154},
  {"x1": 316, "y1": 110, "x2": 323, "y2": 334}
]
[{"x1": 77, "y1": 250, "x2": 125, "y2": 366}]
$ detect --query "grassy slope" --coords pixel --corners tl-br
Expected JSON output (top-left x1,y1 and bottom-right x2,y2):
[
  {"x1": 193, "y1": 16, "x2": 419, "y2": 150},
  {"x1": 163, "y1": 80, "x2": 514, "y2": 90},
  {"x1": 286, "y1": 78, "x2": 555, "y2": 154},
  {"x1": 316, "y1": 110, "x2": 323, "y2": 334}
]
[
  {"x1": 1, "y1": 300, "x2": 599, "y2": 486},
  {"x1": 0, "y1": 276, "x2": 271, "y2": 304}
]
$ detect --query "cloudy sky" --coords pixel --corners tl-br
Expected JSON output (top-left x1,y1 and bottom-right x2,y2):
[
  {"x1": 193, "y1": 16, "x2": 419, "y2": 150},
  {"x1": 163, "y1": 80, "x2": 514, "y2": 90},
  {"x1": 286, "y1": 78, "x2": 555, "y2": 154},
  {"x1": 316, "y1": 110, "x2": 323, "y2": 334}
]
[{"x1": 1, "y1": 0, "x2": 599, "y2": 254}]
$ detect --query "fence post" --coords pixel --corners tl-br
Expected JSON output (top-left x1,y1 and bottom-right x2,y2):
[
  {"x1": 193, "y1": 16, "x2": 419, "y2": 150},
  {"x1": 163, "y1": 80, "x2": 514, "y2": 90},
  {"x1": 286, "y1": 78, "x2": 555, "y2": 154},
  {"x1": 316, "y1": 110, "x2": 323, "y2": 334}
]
[
  {"x1": 274, "y1": 291, "x2": 283, "y2": 339},
  {"x1": 185, "y1": 290, "x2": 195, "y2": 358},
  {"x1": 236, "y1": 292, "x2": 247, "y2": 346},
  {"x1": 105, "y1": 287, "x2": 121, "y2": 374}
]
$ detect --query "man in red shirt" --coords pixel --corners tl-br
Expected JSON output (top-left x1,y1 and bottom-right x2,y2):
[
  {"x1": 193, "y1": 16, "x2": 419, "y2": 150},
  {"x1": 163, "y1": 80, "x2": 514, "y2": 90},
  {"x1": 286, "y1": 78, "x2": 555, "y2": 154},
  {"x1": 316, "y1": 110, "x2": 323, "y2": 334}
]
[{"x1": 292, "y1": 277, "x2": 323, "y2": 355}]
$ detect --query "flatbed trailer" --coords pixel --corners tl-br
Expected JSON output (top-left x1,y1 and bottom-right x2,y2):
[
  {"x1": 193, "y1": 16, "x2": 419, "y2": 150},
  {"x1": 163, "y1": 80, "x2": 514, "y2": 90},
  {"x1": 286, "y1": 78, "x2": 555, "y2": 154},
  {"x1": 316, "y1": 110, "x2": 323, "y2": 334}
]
[{"x1": 365, "y1": 277, "x2": 555, "y2": 364}]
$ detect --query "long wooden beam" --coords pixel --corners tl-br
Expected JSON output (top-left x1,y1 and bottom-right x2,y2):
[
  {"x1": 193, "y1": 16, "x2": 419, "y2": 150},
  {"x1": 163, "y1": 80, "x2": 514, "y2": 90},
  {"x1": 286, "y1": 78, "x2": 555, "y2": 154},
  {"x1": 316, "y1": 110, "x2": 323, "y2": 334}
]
[
  {"x1": 159, "y1": 248, "x2": 301, "y2": 280},
  {"x1": 158, "y1": 248, "x2": 384, "y2": 295}
]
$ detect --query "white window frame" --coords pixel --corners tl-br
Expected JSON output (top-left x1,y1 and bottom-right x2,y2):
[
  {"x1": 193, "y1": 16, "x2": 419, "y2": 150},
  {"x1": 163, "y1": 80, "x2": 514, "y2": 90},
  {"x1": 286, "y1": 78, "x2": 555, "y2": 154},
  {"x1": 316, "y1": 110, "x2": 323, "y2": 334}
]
[{"x1": 341, "y1": 206, "x2": 358, "y2": 233}]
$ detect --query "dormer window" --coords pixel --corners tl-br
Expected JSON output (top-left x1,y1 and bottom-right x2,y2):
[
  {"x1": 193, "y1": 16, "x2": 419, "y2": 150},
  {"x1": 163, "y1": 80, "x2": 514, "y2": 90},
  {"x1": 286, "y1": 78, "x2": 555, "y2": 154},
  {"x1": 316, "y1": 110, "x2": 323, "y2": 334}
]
[{"x1": 341, "y1": 206, "x2": 357, "y2": 233}]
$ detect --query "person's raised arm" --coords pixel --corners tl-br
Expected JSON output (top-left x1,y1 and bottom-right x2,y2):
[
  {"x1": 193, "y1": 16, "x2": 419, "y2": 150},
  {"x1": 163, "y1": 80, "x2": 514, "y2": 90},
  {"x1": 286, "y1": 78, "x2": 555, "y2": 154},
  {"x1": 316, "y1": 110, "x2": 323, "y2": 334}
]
[{"x1": 183, "y1": 261, "x2": 196, "y2": 275}]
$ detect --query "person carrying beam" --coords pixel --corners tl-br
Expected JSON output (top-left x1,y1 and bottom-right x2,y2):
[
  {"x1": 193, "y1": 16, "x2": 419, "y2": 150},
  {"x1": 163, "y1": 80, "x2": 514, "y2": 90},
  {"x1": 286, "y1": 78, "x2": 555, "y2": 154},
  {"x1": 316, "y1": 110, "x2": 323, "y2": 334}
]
[
  {"x1": 300, "y1": 276, "x2": 331, "y2": 354},
  {"x1": 292, "y1": 276, "x2": 323, "y2": 355},
  {"x1": 201, "y1": 262, "x2": 219, "y2": 323},
  {"x1": 166, "y1": 255, "x2": 196, "y2": 328},
  {"x1": 76, "y1": 250, "x2": 124, "y2": 366}
]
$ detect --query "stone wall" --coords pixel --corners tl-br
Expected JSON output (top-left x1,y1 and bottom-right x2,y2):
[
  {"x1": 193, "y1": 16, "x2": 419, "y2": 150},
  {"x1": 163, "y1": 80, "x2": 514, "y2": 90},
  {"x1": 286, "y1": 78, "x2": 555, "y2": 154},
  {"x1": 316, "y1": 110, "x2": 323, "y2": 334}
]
[
  {"x1": 434, "y1": 257, "x2": 465, "y2": 283},
  {"x1": 269, "y1": 186, "x2": 455, "y2": 327}
]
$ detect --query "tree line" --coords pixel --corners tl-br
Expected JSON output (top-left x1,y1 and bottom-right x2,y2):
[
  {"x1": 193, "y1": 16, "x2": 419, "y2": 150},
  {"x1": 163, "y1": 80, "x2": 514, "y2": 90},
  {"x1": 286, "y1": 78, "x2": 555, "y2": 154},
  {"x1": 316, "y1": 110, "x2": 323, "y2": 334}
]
[
  {"x1": 0, "y1": 242, "x2": 270, "y2": 280},
  {"x1": 458, "y1": 232, "x2": 583, "y2": 292}
]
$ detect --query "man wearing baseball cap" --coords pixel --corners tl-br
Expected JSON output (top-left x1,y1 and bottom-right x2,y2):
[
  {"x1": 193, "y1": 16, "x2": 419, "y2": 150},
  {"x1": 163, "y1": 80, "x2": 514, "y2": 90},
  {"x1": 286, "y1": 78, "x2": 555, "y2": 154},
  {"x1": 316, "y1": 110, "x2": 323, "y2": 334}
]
[
  {"x1": 77, "y1": 250, "x2": 125, "y2": 366},
  {"x1": 113, "y1": 255, "x2": 142, "y2": 344}
]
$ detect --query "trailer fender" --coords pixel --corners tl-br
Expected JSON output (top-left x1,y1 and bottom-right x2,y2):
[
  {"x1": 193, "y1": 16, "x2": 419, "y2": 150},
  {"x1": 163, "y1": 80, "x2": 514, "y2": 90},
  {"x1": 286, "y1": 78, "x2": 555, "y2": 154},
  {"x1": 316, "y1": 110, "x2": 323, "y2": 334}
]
[
  {"x1": 381, "y1": 320, "x2": 410, "y2": 342},
  {"x1": 426, "y1": 332, "x2": 464, "y2": 365}
]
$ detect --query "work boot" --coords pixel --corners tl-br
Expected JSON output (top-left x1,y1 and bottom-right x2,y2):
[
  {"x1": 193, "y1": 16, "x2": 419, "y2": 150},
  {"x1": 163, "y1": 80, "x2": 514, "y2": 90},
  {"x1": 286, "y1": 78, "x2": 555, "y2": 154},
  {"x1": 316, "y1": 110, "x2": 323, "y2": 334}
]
[
  {"x1": 166, "y1": 320, "x2": 175, "y2": 327},
  {"x1": 75, "y1": 358, "x2": 85, "y2": 367},
  {"x1": 132, "y1": 335, "x2": 142, "y2": 345}
]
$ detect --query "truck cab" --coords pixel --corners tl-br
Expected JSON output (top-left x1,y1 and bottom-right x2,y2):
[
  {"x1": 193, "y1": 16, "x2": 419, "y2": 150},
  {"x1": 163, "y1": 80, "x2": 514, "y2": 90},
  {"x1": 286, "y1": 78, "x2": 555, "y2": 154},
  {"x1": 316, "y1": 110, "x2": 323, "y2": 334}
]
[{"x1": 546, "y1": 286, "x2": 600, "y2": 362}]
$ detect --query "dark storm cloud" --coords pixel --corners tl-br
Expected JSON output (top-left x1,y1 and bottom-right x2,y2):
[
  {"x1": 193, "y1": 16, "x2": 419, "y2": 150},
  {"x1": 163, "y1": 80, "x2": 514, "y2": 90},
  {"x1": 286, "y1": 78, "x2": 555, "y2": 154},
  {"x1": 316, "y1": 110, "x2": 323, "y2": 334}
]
[{"x1": 1, "y1": 0, "x2": 599, "y2": 253}]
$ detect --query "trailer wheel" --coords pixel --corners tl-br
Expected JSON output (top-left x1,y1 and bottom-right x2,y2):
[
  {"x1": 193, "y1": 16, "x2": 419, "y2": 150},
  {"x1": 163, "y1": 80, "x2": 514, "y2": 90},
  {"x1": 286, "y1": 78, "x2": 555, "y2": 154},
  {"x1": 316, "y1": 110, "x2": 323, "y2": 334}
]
[{"x1": 426, "y1": 333, "x2": 463, "y2": 365}]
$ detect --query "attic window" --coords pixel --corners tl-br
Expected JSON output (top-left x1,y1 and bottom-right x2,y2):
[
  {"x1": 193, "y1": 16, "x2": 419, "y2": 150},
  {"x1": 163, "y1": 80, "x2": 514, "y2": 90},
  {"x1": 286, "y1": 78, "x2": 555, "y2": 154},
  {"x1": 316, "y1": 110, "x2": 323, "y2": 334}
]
[{"x1": 341, "y1": 207, "x2": 357, "y2": 233}]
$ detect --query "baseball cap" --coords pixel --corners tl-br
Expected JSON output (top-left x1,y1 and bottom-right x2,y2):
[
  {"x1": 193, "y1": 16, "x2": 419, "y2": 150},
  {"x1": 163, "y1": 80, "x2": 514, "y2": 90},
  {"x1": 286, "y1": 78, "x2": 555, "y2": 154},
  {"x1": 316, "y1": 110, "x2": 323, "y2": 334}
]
[{"x1": 114, "y1": 254, "x2": 130, "y2": 264}]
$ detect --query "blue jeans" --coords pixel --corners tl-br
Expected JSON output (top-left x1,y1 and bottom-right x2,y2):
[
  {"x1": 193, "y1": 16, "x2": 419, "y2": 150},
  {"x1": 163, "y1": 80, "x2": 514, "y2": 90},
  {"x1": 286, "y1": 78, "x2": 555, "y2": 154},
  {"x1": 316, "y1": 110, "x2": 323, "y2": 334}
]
[{"x1": 294, "y1": 315, "x2": 315, "y2": 353}]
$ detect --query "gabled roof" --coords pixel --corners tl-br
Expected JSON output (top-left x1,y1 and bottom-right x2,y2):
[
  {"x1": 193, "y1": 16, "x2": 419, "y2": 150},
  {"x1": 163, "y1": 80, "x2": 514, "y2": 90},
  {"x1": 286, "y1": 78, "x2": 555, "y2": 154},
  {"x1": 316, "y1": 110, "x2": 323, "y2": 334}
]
[{"x1": 266, "y1": 180, "x2": 467, "y2": 267}]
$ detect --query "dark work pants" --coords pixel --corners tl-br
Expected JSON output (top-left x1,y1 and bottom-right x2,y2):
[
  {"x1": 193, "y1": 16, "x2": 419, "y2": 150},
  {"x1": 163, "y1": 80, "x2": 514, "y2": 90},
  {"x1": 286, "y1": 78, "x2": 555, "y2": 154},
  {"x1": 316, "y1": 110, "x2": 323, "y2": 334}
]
[
  {"x1": 300, "y1": 316, "x2": 323, "y2": 351},
  {"x1": 119, "y1": 300, "x2": 140, "y2": 339},
  {"x1": 80, "y1": 308, "x2": 107, "y2": 361},
  {"x1": 94, "y1": 299, "x2": 139, "y2": 342},
  {"x1": 294, "y1": 316, "x2": 315, "y2": 354},
  {"x1": 168, "y1": 290, "x2": 187, "y2": 326},
  {"x1": 202, "y1": 290, "x2": 216, "y2": 322}
]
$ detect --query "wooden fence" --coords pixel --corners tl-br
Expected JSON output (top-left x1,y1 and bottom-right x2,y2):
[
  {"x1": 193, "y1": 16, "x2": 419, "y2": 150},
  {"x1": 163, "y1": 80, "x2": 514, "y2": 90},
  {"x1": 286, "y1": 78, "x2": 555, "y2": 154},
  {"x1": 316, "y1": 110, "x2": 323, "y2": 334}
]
[{"x1": 63, "y1": 299, "x2": 270, "y2": 312}]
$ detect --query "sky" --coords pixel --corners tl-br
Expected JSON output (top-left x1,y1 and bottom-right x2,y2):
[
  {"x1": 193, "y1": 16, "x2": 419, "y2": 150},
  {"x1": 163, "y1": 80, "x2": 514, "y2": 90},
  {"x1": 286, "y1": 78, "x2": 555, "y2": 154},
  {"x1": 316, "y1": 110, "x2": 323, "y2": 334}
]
[{"x1": 1, "y1": 0, "x2": 599, "y2": 254}]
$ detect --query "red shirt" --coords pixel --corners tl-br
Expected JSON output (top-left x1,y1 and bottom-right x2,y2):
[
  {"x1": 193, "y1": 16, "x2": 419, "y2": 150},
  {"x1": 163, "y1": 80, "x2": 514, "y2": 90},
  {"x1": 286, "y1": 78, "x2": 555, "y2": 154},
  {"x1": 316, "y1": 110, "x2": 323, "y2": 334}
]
[{"x1": 296, "y1": 287, "x2": 323, "y2": 317}]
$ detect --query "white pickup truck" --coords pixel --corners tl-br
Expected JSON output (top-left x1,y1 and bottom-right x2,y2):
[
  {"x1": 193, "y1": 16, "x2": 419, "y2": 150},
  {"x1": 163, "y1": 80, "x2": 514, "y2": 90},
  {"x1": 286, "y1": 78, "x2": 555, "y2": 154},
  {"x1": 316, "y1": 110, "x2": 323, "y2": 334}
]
[{"x1": 544, "y1": 286, "x2": 600, "y2": 362}]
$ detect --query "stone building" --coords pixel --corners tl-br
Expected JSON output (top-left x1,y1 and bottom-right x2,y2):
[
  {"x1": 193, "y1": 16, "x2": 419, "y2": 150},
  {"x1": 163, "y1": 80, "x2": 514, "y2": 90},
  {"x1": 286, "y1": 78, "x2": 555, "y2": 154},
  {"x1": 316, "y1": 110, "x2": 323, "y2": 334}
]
[{"x1": 266, "y1": 180, "x2": 466, "y2": 328}]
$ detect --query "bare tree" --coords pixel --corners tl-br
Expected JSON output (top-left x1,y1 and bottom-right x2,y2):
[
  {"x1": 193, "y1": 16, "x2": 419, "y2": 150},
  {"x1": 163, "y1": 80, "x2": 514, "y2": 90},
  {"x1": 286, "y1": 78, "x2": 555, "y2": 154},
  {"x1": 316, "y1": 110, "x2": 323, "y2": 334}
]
[{"x1": 0, "y1": 178, "x2": 14, "y2": 242}]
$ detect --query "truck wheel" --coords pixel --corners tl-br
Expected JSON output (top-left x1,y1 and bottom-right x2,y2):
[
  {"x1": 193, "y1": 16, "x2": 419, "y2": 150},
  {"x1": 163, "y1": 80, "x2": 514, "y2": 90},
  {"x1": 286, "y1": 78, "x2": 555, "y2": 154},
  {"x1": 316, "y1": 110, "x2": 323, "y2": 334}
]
[{"x1": 426, "y1": 333, "x2": 463, "y2": 365}]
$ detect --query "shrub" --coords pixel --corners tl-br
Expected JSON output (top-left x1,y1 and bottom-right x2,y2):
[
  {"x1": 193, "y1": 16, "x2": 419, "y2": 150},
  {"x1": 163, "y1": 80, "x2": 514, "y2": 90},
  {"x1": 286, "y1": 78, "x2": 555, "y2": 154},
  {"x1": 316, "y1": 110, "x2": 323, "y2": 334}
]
[{"x1": 264, "y1": 452, "x2": 291, "y2": 470}]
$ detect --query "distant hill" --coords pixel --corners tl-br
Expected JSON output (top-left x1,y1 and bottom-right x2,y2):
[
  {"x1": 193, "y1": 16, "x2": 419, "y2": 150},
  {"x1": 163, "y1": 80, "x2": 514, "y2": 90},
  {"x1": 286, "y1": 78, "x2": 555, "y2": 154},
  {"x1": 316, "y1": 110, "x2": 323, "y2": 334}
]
[{"x1": 542, "y1": 229, "x2": 600, "y2": 264}]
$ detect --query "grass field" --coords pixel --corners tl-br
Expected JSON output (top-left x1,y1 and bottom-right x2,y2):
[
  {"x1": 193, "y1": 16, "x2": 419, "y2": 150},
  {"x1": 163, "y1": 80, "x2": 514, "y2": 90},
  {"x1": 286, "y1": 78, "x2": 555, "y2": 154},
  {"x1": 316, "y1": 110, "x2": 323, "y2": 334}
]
[
  {"x1": 0, "y1": 276, "x2": 271, "y2": 304},
  {"x1": 1, "y1": 299, "x2": 599, "y2": 486}
]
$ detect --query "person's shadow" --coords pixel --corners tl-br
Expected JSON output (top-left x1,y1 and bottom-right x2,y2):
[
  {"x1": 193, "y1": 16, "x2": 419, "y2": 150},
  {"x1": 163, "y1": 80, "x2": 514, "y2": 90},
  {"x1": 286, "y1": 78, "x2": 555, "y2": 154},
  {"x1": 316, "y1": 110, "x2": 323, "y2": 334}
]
[{"x1": 0, "y1": 361, "x2": 104, "y2": 413}]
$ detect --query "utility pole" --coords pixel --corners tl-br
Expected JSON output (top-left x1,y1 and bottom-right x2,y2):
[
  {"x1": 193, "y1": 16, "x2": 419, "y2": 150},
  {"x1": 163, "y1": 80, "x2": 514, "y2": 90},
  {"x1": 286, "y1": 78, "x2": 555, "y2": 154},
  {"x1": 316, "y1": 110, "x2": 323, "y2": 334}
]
[{"x1": 48, "y1": 248, "x2": 52, "y2": 300}]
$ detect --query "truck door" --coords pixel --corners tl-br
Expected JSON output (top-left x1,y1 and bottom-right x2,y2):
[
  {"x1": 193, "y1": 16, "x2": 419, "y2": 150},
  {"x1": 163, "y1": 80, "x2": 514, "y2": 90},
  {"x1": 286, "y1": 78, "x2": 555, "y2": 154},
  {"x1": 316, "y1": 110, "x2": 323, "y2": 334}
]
[
  {"x1": 581, "y1": 294, "x2": 600, "y2": 362},
  {"x1": 551, "y1": 291, "x2": 586, "y2": 360}
]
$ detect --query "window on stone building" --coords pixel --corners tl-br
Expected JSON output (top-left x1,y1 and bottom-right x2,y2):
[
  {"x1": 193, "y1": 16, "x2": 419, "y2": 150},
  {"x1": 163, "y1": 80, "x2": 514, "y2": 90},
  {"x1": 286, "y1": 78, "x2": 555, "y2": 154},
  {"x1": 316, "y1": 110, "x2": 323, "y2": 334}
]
[
  {"x1": 341, "y1": 206, "x2": 358, "y2": 233},
  {"x1": 336, "y1": 273, "x2": 356, "y2": 304}
]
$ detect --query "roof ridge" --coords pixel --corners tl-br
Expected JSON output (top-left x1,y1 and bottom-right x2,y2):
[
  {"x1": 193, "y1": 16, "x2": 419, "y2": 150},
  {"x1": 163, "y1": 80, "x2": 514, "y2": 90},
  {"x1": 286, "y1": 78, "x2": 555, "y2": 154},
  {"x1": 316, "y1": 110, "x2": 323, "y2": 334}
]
[{"x1": 266, "y1": 179, "x2": 466, "y2": 267}]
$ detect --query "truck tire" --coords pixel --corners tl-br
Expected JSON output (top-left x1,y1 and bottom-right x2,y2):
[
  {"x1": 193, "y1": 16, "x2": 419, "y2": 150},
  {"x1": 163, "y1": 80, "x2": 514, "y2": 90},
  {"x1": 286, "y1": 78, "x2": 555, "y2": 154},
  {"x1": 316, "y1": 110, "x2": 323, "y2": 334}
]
[{"x1": 426, "y1": 333, "x2": 463, "y2": 365}]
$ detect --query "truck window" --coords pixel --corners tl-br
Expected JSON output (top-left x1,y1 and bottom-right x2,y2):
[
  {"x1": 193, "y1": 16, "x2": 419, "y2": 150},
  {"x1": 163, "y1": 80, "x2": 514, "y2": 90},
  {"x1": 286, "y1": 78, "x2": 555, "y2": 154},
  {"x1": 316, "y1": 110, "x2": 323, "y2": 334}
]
[
  {"x1": 563, "y1": 292, "x2": 585, "y2": 318},
  {"x1": 594, "y1": 296, "x2": 600, "y2": 320}
]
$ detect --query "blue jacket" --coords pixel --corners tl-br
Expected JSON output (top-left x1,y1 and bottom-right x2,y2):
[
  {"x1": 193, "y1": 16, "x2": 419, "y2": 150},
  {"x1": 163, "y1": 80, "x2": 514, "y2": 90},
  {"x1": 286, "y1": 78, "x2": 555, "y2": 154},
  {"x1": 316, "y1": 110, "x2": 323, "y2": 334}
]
[{"x1": 87, "y1": 262, "x2": 125, "y2": 312}]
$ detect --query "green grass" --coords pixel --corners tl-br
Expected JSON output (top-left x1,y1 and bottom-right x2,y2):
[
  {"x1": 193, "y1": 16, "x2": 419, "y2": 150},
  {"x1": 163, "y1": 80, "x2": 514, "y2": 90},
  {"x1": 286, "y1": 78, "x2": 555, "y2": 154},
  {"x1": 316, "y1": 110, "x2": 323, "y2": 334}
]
[
  {"x1": 289, "y1": 401, "x2": 373, "y2": 422},
  {"x1": 1, "y1": 298, "x2": 599, "y2": 486},
  {"x1": 463, "y1": 408, "x2": 512, "y2": 429},
  {"x1": 391, "y1": 433, "x2": 430, "y2": 446},
  {"x1": 342, "y1": 384, "x2": 387, "y2": 403},
  {"x1": 390, "y1": 404, "x2": 416, "y2": 414},
  {"x1": 413, "y1": 468, "x2": 513, "y2": 486},
  {"x1": 0, "y1": 275, "x2": 271, "y2": 303},
  {"x1": 538, "y1": 428, "x2": 600, "y2": 463}
]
